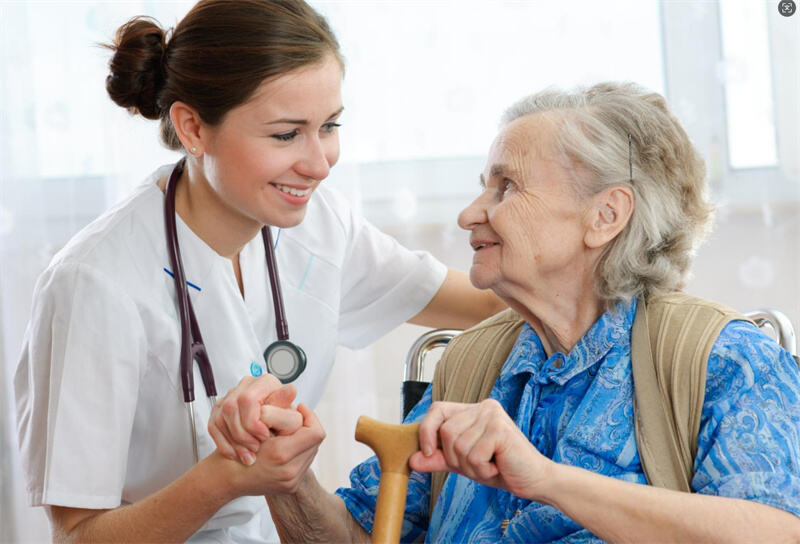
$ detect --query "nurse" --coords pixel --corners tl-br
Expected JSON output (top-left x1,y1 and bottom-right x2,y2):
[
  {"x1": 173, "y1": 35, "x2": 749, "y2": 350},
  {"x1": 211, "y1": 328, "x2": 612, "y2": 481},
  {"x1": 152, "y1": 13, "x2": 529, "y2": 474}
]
[{"x1": 13, "y1": 0, "x2": 503, "y2": 541}]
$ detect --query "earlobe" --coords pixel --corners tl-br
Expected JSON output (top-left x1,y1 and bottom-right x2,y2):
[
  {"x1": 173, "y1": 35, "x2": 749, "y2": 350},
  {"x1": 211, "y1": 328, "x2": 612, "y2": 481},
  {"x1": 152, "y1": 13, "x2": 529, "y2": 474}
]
[{"x1": 169, "y1": 101, "x2": 204, "y2": 156}]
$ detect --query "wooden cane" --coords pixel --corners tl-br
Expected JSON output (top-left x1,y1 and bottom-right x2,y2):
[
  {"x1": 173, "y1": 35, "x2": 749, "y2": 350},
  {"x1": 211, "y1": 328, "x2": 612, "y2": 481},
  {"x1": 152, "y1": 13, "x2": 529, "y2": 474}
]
[{"x1": 355, "y1": 416, "x2": 421, "y2": 544}]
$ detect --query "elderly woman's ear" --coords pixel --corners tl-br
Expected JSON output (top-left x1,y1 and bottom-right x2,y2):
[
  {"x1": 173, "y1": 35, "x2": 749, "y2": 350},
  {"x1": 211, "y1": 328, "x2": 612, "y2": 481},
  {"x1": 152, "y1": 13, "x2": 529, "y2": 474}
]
[{"x1": 583, "y1": 185, "x2": 634, "y2": 249}]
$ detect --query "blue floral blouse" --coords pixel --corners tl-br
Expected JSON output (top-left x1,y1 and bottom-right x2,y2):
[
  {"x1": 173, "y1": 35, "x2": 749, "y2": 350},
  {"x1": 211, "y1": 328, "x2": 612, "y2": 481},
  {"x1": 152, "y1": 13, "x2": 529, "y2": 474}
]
[{"x1": 336, "y1": 298, "x2": 800, "y2": 542}]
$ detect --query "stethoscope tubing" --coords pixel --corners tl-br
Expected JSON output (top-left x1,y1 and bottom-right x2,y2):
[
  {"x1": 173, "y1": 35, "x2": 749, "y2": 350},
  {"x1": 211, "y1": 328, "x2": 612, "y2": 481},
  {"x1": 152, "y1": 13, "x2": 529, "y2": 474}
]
[
  {"x1": 164, "y1": 158, "x2": 217, "y2": 405},
  {"x1": 262, "y1": 227, "x2": 290, "y2": 341}
]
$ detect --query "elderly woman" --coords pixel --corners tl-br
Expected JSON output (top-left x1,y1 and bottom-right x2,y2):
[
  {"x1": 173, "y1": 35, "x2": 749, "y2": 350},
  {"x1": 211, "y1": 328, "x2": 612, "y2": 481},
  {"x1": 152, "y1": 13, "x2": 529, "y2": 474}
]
[{"x1": 211, "y1": 82, "x2": 800, "y2": 542}]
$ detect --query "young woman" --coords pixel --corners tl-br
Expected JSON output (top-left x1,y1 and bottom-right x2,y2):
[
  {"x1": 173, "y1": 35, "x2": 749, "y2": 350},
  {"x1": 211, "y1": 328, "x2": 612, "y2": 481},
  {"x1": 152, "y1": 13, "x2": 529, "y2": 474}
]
[{"x1": 13, "y1": 1, "x2": 503, "y2": 541}]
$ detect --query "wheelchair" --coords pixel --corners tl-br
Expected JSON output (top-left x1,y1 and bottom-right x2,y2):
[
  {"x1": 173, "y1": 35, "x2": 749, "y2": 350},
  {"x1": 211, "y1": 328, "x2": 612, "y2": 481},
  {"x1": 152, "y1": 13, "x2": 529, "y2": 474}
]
[{"x1": 402, "y1": 308, "x2": 800, "y2": 419}]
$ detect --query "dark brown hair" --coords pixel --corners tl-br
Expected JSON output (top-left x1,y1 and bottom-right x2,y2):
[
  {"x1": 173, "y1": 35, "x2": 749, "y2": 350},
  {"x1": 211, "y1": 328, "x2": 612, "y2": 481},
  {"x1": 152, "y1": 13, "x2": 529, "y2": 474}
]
[{"x1": 104, "y1": 0, "x2": 343, "y2": 150}]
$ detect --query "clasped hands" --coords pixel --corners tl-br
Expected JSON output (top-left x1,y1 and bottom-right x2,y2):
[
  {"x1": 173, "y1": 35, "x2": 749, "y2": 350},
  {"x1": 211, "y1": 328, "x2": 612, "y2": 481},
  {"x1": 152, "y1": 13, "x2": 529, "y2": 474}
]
[{"x1": 208, "y1": 375, "x2": 552, "y2": 500}]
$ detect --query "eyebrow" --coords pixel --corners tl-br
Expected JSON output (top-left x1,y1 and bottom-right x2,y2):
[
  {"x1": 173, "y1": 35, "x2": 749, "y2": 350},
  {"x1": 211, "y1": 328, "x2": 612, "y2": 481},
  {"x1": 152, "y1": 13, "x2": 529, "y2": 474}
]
[
  {"x1": 490, "y1": 164, "x2": 516, "y2": 178},
  {"x1": 264, "y1": 106, "x2": 345, "y2": 126}
]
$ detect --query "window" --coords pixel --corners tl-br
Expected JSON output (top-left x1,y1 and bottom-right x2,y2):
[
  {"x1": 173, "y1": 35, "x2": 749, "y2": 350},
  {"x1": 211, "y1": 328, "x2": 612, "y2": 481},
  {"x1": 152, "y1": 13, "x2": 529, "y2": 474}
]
[{"x1": 313, "y1": 0, "x2": 664, "y2": 226}]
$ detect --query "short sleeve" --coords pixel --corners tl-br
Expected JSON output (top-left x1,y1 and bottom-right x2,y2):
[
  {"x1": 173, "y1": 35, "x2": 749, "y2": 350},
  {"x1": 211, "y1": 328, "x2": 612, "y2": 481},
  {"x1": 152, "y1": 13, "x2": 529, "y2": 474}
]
[
  {"x1": 335, "y1": 385, "x2": 434, "y2": 541},
  {"x1": 14, "y1": 262, "x2": 148, "y2": 508},
  {"x1": 336, "y1": 209, "x2": 447, "y2": 349},
  {"x1": 693, "y1": 320, "x2": 800, "y2": 517}
]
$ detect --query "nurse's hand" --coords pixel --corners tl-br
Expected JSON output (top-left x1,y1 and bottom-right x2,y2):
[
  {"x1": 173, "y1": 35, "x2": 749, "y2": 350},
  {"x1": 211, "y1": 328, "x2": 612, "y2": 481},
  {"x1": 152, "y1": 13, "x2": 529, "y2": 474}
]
[
  {"x1": 231, "y1": 402, "x2": 326, "y2": 496},
  {"x1": 409, "y1": 399, "x2": 554, "y2": 500},
  {"x1": 208, "y1": 375, "x2": 303, "y2": 465}
]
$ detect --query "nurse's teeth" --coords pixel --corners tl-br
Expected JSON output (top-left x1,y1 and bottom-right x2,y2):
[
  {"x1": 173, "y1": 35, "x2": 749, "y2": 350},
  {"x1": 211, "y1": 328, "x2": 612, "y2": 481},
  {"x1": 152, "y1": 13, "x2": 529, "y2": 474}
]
[{"x1": 275, "y1": 184, "x2": 312, "y2": 197}]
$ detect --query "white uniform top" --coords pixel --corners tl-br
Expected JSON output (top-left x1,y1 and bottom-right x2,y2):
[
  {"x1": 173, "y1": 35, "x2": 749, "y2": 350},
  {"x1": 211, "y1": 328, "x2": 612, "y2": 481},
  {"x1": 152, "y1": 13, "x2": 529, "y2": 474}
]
[{"x1": 14, "y1": 164, "x2": 447, "y2": 542}]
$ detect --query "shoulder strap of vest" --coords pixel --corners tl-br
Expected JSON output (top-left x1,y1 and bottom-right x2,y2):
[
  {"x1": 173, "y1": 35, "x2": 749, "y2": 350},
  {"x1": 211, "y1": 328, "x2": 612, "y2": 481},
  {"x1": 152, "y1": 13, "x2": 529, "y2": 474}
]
[
  {"x1": 633, "y1": 293, "x2": 751, "y2": 492},
  {"x1": 429, "y1": 307, "x2": 524, "y2": 515}
]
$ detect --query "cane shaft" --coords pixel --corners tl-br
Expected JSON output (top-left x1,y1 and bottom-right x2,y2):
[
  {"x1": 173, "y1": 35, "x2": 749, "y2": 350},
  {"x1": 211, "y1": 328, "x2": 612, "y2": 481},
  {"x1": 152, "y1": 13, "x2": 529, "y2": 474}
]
[{"x1": 373, "y1": 471, "x2": 411, "y2": 543}]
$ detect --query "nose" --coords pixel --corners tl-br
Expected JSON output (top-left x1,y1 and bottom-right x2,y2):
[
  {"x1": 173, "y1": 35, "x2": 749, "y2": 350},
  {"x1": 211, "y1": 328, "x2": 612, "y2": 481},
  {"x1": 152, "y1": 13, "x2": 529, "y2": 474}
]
[
  {"x1": 457, "y1": 191, "x2": 489, "y2": 231},
  {"x1": 296, "y1": 135, "x2": 334, "y2": 181}
]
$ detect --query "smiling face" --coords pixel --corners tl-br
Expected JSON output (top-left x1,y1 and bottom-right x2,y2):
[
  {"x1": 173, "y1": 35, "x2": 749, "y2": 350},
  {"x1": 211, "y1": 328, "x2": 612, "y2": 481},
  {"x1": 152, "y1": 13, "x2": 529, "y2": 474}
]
[
  {"x1": 198, "y1": 54, "x2": 343, "y2": 229},
  {"x1": 457, "y1": 114, "x2": 593, "y2": 301}
]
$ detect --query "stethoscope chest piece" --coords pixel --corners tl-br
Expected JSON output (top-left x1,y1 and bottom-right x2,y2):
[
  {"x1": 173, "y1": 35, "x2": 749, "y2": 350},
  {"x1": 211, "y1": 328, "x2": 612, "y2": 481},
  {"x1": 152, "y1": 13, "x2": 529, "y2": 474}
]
[{"x1": 264, "y1": 341, "x2": 307, "y2": 383}]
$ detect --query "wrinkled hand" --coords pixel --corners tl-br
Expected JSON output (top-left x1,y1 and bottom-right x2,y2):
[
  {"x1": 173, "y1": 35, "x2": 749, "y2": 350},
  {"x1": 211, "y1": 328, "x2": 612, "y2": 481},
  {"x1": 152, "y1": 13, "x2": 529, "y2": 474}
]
[
  {"x1": 409, "y1": 399, "x2": 552, "y2": 499},
  {"x1": 208, "y1": 374, "x2": 304, "y2": 465}
]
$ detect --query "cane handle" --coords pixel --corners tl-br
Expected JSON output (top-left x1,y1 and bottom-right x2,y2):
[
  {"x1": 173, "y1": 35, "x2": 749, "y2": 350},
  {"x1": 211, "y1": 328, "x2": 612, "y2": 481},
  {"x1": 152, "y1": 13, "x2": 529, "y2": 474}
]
[{"x1": 355, "y1": 416, "x2": 421, "y2": 544}]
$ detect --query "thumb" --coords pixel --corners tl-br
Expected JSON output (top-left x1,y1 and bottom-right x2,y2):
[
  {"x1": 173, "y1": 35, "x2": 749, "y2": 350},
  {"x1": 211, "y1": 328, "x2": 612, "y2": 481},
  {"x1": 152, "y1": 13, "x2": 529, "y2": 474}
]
[{"x1": 409, "y1": 450, "x2": 448, "y2": 473}]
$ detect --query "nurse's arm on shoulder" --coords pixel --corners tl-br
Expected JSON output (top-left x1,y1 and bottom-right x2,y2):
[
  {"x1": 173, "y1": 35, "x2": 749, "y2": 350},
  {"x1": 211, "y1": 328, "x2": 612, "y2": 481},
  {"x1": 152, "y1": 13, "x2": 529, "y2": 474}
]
[
  {"x1": 47, "y1": 386, "x2": 321, "y2": 543},
  {"x1": 409, "y1": 269, "x2": 505, "y2": 330}
]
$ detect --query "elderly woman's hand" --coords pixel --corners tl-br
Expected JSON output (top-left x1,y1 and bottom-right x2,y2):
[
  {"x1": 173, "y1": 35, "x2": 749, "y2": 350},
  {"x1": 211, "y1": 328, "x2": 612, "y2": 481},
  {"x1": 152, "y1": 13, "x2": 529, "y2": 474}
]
[
  {"x1": 208, "y1": 374, "x2": 304, "y2": 465},
  {"x1": 410, "y1": 399, "x2": 554, "y2": 499}
]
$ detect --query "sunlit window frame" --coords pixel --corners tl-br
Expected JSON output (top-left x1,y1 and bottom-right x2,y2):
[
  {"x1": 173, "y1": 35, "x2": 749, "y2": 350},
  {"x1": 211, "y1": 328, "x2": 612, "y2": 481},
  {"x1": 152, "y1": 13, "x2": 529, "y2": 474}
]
[{"x1": 660, "y1": 1, "x2": 799, "y2": 206}]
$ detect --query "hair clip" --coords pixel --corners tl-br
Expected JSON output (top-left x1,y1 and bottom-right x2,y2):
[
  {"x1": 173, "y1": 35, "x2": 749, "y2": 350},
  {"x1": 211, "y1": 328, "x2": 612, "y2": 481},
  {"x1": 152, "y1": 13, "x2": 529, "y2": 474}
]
[{"x1": 628, "y1": 133, "x2": 633, "y2": 181}]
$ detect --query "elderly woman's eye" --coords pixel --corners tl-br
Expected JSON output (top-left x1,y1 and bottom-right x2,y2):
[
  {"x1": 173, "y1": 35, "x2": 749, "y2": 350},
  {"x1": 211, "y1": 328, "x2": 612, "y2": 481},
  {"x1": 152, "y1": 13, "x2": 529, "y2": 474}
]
[{"x1": 498, "y1": 179, "x2": 515, "y2": 197}]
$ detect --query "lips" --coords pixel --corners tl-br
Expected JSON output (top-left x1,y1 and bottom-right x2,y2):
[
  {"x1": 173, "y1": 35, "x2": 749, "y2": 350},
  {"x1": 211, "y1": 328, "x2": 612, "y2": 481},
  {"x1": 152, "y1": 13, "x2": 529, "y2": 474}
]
[
  {"x1": 272, "y1": 182, "x2": 313, "y2": 197},
  {"x1": 471, "y1": 241, "x2": 499, "y2": 251}
]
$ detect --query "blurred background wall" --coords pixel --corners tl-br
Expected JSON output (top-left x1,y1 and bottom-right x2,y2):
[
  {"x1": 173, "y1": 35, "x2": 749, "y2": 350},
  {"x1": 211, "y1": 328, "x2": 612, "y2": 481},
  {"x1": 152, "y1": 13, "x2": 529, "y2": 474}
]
[{"x1": 1, "y1": 1, "x2": 797, "y2": 541}]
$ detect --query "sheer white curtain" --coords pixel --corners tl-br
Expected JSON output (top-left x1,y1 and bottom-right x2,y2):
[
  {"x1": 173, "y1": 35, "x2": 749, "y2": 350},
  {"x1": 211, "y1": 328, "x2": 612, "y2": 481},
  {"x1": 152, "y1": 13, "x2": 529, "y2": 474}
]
[
  {"x1": 9, "y1": 1, "x2": 796, "y2": 541},
  {"x1": 0, "y1": 2, "x2": 190, "y2": 539}
]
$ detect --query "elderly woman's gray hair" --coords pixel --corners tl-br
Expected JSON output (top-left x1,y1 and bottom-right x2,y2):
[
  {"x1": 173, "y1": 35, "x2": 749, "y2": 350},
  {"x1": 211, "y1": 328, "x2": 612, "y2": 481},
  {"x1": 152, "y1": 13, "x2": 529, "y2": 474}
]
[{"x1": 502, "y1": 82, "x2": 713, "y2": 305}]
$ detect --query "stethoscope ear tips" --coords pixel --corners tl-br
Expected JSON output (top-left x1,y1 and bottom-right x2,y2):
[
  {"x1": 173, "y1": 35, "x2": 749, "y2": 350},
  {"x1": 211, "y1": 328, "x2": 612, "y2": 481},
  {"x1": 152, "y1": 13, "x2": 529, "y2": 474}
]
[{"x1": 264, "y1": 341, "x2": 307, "y2": 384}]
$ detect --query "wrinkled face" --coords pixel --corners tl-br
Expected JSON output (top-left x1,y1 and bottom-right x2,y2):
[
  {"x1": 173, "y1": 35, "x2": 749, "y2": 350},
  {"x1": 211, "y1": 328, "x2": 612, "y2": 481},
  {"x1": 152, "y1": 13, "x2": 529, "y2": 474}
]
[
  {"x1": 457, "y1": 114, "x2": 591, "y2": 299},
  {"x1": 200, "y1": 54, "x2": 343, "y2": 228}
]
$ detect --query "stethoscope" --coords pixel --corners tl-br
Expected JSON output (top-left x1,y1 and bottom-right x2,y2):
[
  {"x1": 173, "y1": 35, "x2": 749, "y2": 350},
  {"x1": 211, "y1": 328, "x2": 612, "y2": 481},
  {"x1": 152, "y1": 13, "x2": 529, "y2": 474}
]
[{"x1": 164, "y1": 158, "x2": 306, "y2": 462}]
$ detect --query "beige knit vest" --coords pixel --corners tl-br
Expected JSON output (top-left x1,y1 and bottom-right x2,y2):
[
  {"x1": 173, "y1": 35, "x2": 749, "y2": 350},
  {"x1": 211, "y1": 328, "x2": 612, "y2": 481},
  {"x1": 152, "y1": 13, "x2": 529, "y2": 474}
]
[{"x1": 429, "y1": 292, "x2": 749, "y2": 515}]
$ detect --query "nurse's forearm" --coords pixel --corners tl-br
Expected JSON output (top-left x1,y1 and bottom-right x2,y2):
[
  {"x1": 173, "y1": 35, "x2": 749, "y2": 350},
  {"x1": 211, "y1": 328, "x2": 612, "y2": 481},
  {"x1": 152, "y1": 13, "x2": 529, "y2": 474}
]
[
  {"x1": 267, "y1": 470, "x2": 370, "y2": 543},
  {"x1": 409, "y1": 269, "x2": 505, "y2": 329},
  {"x1": 48, "y1": 451, "x2": 243, "y2": 543}
]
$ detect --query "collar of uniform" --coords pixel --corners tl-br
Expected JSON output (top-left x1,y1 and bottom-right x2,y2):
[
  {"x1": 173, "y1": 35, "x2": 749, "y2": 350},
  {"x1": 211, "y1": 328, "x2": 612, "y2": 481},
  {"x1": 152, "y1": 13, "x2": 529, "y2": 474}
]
[
  {"x1": 500, "y1": 298, "x2": 636, "y2": 386},
  {"x1": 173, "y1": 214, "x2": 227, "y2": 288},
  {"x1": 155, "y1": 162, "x2": 235, "y2": 292}
]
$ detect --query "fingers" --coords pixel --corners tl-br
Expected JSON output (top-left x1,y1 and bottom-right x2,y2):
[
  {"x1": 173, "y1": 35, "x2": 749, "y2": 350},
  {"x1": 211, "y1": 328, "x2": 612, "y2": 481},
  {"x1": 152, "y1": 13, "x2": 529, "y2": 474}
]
[
  {"x1": 207, "y1": 410, "x2": 237, "y2": 461},
  {"x1": 236, "y1": 375, "x2": 284, "y2": 441},
  {"x1": 259, "y1": 404, "x2": 325, "y2": 461},
  {"x1": 273, "y1": 404, "x2": 325, "y2": 459},
  {"x1": 264, "y1": 384, "x2": 297, "y2": 409},
  {"x1": 228, "y1": 406, "x2": 325, "y2": 496},
  {"x1": 208, "y1": 375, "x2": 283, "y2": 465},
  {"x1": 210, "y1": 406, "x2": 258, "y2": 466},
  {"x1": 466, "y1": 430, "x2": 501, "y2": 481},
  {"x1": 246, "y1": 404, "x2": 325, "y2": 494},
  {"x1": 438, "y1": 409, "x2": 480, "y2": 470},
  {"x1": 418, "y1": 401, "x2": 472, "y2": 457},
  {"x1": 297, "y1": 403, "x2": 325, "y2": 438},
  {"x1": 416, "y1": 399, "x2": 509, "y2": 483},
  {"x1": 261, "y1": 405, "x2": 303, "y2": 435}
]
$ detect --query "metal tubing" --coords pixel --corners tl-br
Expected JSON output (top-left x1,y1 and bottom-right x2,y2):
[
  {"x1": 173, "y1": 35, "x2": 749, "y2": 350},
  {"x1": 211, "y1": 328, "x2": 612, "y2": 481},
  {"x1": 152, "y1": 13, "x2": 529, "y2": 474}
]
[{"x1": 404, "y1": 329, "x2": 460, "y2": 382}]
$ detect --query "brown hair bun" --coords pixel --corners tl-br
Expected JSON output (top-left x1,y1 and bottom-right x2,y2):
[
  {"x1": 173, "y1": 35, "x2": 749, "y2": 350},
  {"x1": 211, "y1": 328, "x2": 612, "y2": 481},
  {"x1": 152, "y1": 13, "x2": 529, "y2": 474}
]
[{"x1": 104, "y1": 17, "x2": 168, "y2": 120}]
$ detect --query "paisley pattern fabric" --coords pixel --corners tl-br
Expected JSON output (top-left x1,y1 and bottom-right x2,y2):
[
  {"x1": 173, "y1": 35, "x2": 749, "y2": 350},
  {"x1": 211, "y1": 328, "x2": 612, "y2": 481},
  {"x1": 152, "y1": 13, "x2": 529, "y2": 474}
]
[{"x1": 336, "y1": 298, "x2": 800, "y2": 542}]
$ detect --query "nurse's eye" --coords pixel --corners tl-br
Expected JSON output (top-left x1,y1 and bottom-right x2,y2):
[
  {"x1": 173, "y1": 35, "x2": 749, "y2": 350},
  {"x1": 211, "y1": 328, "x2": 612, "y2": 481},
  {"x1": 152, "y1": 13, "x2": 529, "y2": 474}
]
[
  {"x1": 321, "y1": 122, "x2": 341, "y2": 134},
  {"x1": 271, "y1": 130, "x2": 298, "y2": 142}
]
